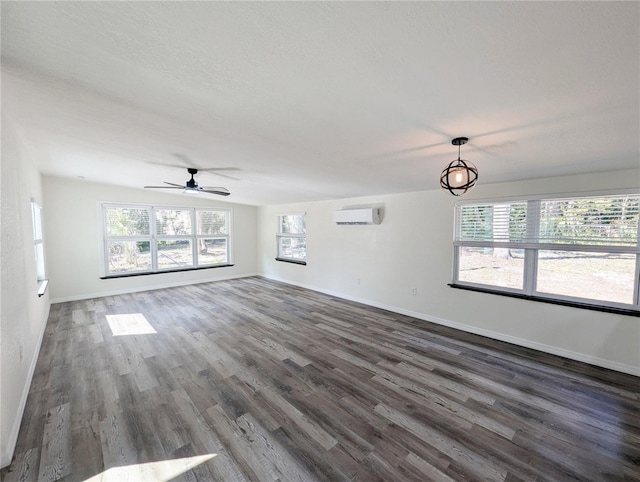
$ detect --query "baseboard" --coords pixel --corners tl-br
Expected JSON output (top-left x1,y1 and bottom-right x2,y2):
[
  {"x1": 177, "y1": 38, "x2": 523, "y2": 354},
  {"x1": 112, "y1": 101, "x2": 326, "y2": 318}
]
[
  {"x1": 49, "y1": 272, "x2": 259, "y2": 304},
  {"x1": 261, "y1": 275, "x2": 640, "y2": 377},
  {"x1": 1, "y1": 303, "x2": 51, "y2": 468}
]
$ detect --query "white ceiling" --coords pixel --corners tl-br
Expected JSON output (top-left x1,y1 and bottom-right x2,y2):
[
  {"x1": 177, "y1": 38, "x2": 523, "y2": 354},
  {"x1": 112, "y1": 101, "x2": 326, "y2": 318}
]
[{"x1": 2, "y1": 2, "x2": 638, "y2": 205}]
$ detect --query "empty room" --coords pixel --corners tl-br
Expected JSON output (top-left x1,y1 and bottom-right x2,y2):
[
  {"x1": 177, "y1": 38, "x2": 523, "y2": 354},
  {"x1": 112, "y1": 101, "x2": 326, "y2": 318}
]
[{"x1": 1, "y1": 2, "x2": 639, "y2": 481}]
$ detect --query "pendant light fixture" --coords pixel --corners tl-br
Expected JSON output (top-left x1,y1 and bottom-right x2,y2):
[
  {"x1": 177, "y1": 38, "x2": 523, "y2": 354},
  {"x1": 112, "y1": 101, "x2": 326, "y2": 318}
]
[{"x1": 440, "y1": 137, "x2": 478, "y2": 196}]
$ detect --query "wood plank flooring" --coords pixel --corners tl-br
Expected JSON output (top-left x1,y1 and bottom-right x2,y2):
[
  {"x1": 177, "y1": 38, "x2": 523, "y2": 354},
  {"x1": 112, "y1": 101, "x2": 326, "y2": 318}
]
[{"x1": 2, "y1": 276, "x2": 639, "y2": 481}]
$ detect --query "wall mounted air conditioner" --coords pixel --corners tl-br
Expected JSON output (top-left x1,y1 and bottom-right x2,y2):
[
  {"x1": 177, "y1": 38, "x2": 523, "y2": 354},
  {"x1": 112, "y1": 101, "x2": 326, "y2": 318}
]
[{"x1": 334, "y1": 208, "x2": 381, "y2": 225}]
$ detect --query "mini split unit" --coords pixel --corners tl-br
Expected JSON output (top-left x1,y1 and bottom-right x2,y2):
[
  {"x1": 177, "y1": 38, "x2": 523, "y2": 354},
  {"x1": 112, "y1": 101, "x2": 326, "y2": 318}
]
[{"x1": 334, "y1": 208, "x2": 381, "y2": 225}]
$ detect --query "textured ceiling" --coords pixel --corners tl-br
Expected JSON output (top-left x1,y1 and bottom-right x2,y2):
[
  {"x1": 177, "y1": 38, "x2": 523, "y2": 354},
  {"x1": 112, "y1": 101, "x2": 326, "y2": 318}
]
[{"x1": 2, "y1": 2, "x2": 639, "y2": 205}]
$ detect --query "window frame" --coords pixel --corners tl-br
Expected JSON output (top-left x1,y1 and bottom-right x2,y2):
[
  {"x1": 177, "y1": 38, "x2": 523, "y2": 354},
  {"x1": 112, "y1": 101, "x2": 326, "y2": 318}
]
[
  {"x1": 276, "y1": 212, "x2": 307, "y2": 265},
  {"x1": 100, "y1": 202, "x2": 233, "y2": 278},
  {"x1": 452, "y1": 190, "x2": 640, "y2": 314},
  {"x1": 195, "y1": 208, "x2": 232, "y2": 268},
  {"x1": 31, "y1": 199, "x2": 48, "y2": 296},
  {"x1": 154, "y1": 207, "x2": 196, "y2": 270}
]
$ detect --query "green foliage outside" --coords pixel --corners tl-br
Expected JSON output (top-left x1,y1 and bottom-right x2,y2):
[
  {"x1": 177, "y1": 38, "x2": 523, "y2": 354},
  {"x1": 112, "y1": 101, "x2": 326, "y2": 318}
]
[
  {"x1": 460, "y1": 195, "x2": 638, "y2": 245},
  {"x1": 198, "y1": 210, "x2": 228, "y2": 236},
  {"x1": 539, "y1": 196, "x2": 638, "y2": 245},
  {"x1": 106, "y1": 207, "x2": 150, "y2": 236},
  {"x1": 106, "y1": 207, "x2": 230, "y2": 273},
  {"x1": 280, "y1": 214, "x2": 306, "y2": 234}
]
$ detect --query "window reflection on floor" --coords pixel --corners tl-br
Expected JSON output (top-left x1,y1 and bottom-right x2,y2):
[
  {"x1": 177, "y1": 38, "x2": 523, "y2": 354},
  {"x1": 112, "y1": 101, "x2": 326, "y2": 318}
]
[
  {"x1": 83, "y1": 454, "x2": 216, "y2": 482},
  {"x1": 106, "y1": 313, "x2": 157, "y2": 336}
]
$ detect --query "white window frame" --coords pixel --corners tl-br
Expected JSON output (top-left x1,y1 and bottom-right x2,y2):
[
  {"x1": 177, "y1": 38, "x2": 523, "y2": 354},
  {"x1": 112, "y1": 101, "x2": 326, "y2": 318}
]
[
  {"x1": 154, "y1": 207, "x2": 196, "y2": 271},
  {"x1": 194, "y1": 208, "x2": 232, "y2": 268},
  {"x1": 452, "y1": 191, "x2": 640, "y2": 313},
  {"x1": 31, "y1": 199, "x2": 48, "y2": 296},
  {"x1": 100, "y1": 203, "x2": 232, "y2": 277},
  {"x1": 276, "y1": 212, "x2": 307, "y2": 264}
]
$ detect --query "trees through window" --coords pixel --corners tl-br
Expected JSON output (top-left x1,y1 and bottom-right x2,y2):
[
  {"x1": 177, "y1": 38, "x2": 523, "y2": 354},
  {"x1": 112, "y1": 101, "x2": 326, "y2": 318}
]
[
  {"x1": 453, "y1": 193, "x2": 639, "y2": 311},
  {"x1": 102, "y1": 204, "x2": 231, "y2": 276},
  {"x1": 276, "y1": 213, "x2": 306, "y2": 264}
]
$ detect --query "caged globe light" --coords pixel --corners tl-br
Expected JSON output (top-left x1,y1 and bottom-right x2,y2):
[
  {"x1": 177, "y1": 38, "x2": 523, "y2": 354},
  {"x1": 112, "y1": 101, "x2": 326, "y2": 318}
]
[{"x1": 440, "y1": 137, "x2": 478, "y2": 196}]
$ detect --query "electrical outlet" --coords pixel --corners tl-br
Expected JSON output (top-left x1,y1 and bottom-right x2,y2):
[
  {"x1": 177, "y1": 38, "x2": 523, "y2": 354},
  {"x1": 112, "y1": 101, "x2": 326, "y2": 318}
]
[{"x1": 411, "y1": 287, "x2": 417, "y2": 296}]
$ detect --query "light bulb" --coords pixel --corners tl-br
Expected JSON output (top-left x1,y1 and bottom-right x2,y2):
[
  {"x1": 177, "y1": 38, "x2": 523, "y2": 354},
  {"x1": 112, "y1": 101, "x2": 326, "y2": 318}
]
[{"x1": 449, "y1": 168, "x2": 466, "y2": 187}]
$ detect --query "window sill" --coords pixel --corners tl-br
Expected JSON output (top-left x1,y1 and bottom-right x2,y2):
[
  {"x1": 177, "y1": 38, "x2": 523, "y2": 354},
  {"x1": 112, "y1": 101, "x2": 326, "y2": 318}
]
[
  {"x1": 448, "y1": 283, "x2": 640, "y2": 317},
  {"x1": 275, "y1": 258, "x2": 307, "y2": 266},
  {"x1": 101, "y1": 264, "x2": 234, "y2": 280},
  {"x1": 37, "y1": 279, "x2": 49, "y2": 297}
]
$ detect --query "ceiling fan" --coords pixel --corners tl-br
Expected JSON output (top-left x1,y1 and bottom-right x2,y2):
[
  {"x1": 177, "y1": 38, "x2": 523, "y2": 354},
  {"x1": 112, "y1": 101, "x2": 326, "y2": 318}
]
[
  {"x1": 145, "y1": 154, "x2": 242, "y2": 180},
  {"x1": 144, "y1": 168, "x2": 231, "y2": 196}
]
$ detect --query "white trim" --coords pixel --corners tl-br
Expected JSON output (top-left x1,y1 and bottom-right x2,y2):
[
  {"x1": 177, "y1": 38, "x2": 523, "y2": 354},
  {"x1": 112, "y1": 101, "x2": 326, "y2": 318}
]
[
  {"x1": 635, "y1": 253, "x2": 640, "y2": 306},
  {"x1": 49, "y1": 272, "x2": 258, "y2": 304},
  {"x1": 456, "y1": 187, "x2": 639, "y2": 206},
  {"x1": 97, "y1": 202, "x2": 107, "y2": 277},
  {"x1": 1, "y1": 304, "x2": 51, "y2": 468},
  {"x1": 261, "y1": 274, "x2": 640, "y2": 377},
  {"x1": 37, "y1": 279, "x2": 49, "y2": 297}
]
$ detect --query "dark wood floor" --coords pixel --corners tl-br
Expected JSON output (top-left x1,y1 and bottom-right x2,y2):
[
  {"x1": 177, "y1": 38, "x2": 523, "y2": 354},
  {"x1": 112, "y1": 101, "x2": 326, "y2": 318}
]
[{"x1": 2, "y1": 276, "x2": 639, "y2": 481}]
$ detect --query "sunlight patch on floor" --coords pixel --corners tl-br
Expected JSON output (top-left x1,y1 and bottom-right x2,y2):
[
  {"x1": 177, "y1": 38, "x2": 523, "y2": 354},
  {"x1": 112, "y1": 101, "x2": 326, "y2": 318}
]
[
  {"x1": 83, "y1": 454, "x2": 217, "y2": 481},
  {"x1": 106, "y1": 313, "x2": 157, "y2": 336}
]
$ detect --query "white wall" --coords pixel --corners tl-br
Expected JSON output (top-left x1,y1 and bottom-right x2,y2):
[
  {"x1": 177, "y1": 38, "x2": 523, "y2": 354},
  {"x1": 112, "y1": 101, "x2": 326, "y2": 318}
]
[
  {"x1": 43, "y1": 176, "x2": 258, "y2": 302},
  {"x1": 1, "y1": 121, "x2": 51, "y2": 467},
  {"x1": 258, "y1": 169, "x2": 640, "y2": 375}
]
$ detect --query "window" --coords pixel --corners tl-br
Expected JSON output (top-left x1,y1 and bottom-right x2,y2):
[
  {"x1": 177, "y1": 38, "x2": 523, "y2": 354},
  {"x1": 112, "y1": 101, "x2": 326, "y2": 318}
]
[
  {"x1": 102, "y1": 203, "x2": 231, "y2": 277},
  {"x1": 276, "y1": 213, "x2": 306, "y2": 264},
  {"x1": 31, "y1": 200, "x2": 48, "y2": 295},
  {"x1": 453, "y1": 193, "x2": 639, "y2": 312}
]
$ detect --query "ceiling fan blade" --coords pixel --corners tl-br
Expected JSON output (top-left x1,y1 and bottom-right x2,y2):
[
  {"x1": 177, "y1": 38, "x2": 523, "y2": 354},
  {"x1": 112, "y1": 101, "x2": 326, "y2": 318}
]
[
  {"x1": 146, "y1": 161, "x2": 190, "y2": 169},
  {"x1": 199, "y1": 171, "x2": 240, "y2": 181},
  {"x1": 198, "y1": 167, "x2": 241, "y2": 172},
  {"x1": 170, "y1": 154, "x2": 240, "y2": 172},
  {"x1": 144, "y1": 165, "x2": 234, "y2": 195},
  {"x1": 201, "y1": 189, "x2": 231, "y2": 196},
  {"x1": 200, "y1": 186, "x2": 229, "y2": 193},
  {"x1": 147, "y1": 163, "x2": 240, "y2": 180},
  {"x1": 171, "y1": 153, "x2": 194, "y2": 165}
]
